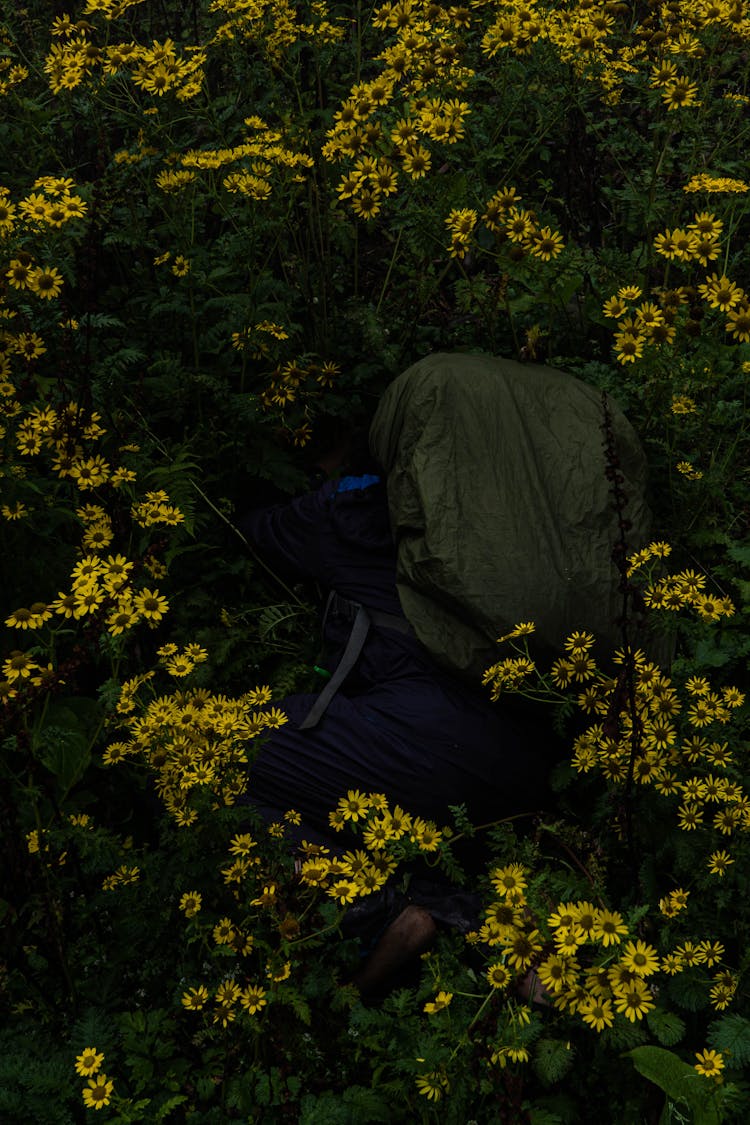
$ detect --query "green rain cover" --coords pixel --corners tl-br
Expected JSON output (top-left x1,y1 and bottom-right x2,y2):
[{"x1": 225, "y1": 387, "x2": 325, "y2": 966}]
[{"x1": 369, "y1": 352, "x2": 652, "y2": 680}]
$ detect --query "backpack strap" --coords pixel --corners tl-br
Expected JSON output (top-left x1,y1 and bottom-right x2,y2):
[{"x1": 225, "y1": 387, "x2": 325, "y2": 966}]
[{"x1": 298, "y1": 592, "x2": 412, "y2": 730}]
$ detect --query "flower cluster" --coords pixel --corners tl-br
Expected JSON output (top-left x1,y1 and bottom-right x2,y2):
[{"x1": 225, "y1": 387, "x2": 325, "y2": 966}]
[
  {"x1": 0, "y1": 393, "x2": 188, "y2": 706},
  {"x1": 175, "y1": 791, "x2": 444, "y2": 1031},
  {"x1": 74, "y1": 1045, "x2": 115, "y2": 1112},
  {"x1": 471, "y1": 871, "x2": 633, "y2": 1038},
  {"x1": 445, "y1": 187, "x2": 565, "y2": 264},
  {"x1": 257, "y1": 356, "x2": 340, "y2": 446},
  {"x1": 604, "y1": 206, "x2": 749, "y2": 368},
  {"x1": 320, "y1": 0, "x2": 750, "y2": 229},
  {"x1": 45, "y1": 21, "x2": 206, "y2": 100},
  {"x1": 626, "y1": 542, "x2": 735, "y2": 624},
  {"x1": 0, "y1": 176, "x2": 86, "y2": 243},
  {"x1": 179, "y1": 115, "x2": 314, "y2": 200},
  {"x1": 464, "y1": 862, "x2": 736, "y2": 1060},
  {"x1": 230, "y1": 319, "x2": 290, "y2": 358},
  {"x1": 209, "y1": 0, "x2": 344, "y2": 61},
  {"x1": 107, "y1": 675, "x2": 286, "y2": 825}
]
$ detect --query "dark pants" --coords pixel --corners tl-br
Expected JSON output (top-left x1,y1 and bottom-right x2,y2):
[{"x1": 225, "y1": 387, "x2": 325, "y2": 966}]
[{"x1": 244, "y1": 684, "x2": 558, "y2": 843}]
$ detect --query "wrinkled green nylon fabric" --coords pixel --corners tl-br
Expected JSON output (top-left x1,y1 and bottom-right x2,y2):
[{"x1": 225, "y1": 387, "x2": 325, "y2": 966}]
[{"x1": 369, "y1": 353, "x2": 652, "y2": 680}]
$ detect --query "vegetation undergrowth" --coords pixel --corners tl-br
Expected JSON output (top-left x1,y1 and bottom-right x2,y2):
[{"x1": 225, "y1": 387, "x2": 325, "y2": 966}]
[{"x1": 1, "y1": 0, "x2": 749, "y2": 1121}]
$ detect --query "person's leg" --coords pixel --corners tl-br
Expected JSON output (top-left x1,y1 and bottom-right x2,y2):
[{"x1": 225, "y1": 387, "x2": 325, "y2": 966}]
[{"x1": 240, "y1": 693, "x2": 406, "y2": 836}]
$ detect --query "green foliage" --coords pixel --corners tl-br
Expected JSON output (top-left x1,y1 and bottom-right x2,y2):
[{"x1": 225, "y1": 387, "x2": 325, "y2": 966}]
[
  {"x1": 533, "y1": 1038, "x2": 575, "y2": 1087},
  {"x1": 648, "y1": 1010, "x2": 688, "y2": 1049},
  {"x1": 628, "y1": 1046, "x2": 724, "y2": 1125},
  {"x1": 0, "y1": 1028, "x2": 77, "y2": 1125},
  {"x1": 707, "y1": 1015, "x2": 750, "y2": 1068},
  {"x1": 297, "y1": 1087, "x2": 393, "y2": 1125},
  {"x1": 1, "y1": 0, "x2": 750, "y2": 1121}
]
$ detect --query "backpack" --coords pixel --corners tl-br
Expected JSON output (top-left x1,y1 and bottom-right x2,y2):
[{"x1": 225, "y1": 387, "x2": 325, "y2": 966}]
[{"x1": 369, "y1": 352, "x2": 652, "y2": 679}]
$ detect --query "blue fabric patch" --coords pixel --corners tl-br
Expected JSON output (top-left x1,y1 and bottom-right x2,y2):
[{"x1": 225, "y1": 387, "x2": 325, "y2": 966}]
[{"x1": 336, "y1": 474, "x2": 380, "y2": 494}]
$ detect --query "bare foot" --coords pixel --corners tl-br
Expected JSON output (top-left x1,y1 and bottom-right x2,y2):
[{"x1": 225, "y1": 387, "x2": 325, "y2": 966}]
[{"x1": 352, "y1": 905, "x2": 437, "y2": 995}]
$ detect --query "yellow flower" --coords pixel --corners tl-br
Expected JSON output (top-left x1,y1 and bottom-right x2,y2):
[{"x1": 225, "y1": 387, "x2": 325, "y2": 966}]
[
  {"x1": 165, "y1": 655, "x2": 195, "y2": 677},
  {"x1": 614, "y1": 332, "x2": 645, "y2": 364},
  {"x1": 662, "y1": 78, "x2": 700, "y2": 111},
  {"x1": 726, "y1": 303, "x2": 750, "y2": 343},
  {"x1": 181, "y1": 985, "x2": 209, "y2": 1010},
  {"x1": 82, "y1": 522, "x2": 114, "y2": 550},
  {"x1": 678, "y1": 803, "x2": 704, "y2": 830},
  {"x1": 107, "y1": 603, "x2": 138, "y2": 636},
  {"x1": 351, "y1": 188, "x2": 381, "y2": 220},
  {"x1": 133, "y1": 587, "x2": 169, "y2": 623},
  {"x1": 620, "y1": 940, "x2": 659, "y2": 977},
  {"x1": 251, "y1": 884, "x2": 277, "y2": 907},
  {"x1": 592, "y1": 909, "x2": 628, "y2": 947},
  {"x1": 722, "y1": 686, "x2": 744, "y2": 708},
  {"x1": 3, "y1": 651, "x2": 38, "y2": 681},
  {"x1": 503, "y1": 928, "x2": 543, "y2": 971},
  {"x1": 213, "y1": 917, "x2": 236, "y2": 945},
  {"x1": 299, "y1": 858, "x2": 331, "y2": 887},
  {"x1": 527, "y1": 226, "x2": 564, "y2": 261},
  {"x1": 82, "y1": 1073, "x2": 114, "y2": 1111},
  {"x1": 229, "y1": 833, "x2": 257, "y2": 856},
  {"x1": 490, "y1": 1045, "x2": 530, "y2": 1067},
  {"x1": 327, "y1": 879, "x2": 359, "y2": 905},
  {"x1": 415, "y1": 1071, "x2": 449, "y2": 1100},
  {"x1": 240, "y1": 984, "x2": 267, "y2": 1014},
  {"x1": 7, "y1": 259, "x2": 34, "y2": 289},
  {"x1": 73, "y1": 586, "x2": 105, "y2": 618},
  {"x1": 708, "y1": 850, "x2": 734, "y2": 876},
  {"x1": 411, "y1": 817, "x2": 442, "y2": 851},
  {"x1": 5, "y1": 607, "x2": 38, "y2": 629},
  {"x1": 69, "y1": 455, "x2": 110, "y2": 490},
  {"x1": 27, "y1": 266, "x2": 64, "y2": 299},
  {"x1": 74, "y1": 1047, "x2": 104, "y2": 1077},
  {"x1": 579, "y1": 995, "x2": 614, "y2": 1032},
  {"x1": 505, "y1": 207, "x2": 536, "y2": 242},
  {"x1": 336, "y1": 789, "x2": 370, "y2": 821},
  {"x1": 603, "y1": 295, "x2": 627, "y2": 318},
  {"x1": 555, "y1": 925, "x2": 588, "y2": 957},
  {"x1": 179, "y1": 890, "x2": 202, "y2": 917},
  {"x1": 111, "y1": 466, "x2": 137, "y2": 486},
  {"x1": 401, "y1": 144, "x2": 431, "y2": 179},
  {"x1": 613, "y1": 980, "x2": 655, "y2": 1021},
  {"x1": 537, "y1": 954, "x2": 577, "y2": 994},
  {"x1": 490, "y1": 863, "x2": 527, "y2": 896},
  {"x1": 215, "y1": 979, "x2": 241, "y2": 1008},
  {"x1": 498, "y1": 621, "x2": 535, "y2": 642},
  {"x1": 266, "y1": 960, "x2": 291, "y2": 983},
  {"x1": 328, "y1": 808, "x2": 346, "y2": 832},
  {"x1": 423, "y1": 990, "x2": 453, "y2": 1013},
  {"x1": 694, "y1": 1048, "x2": 724, "y2": 1080},
  {"x1": 676, "y1": 460, "x2": 703, "y2": 480}
]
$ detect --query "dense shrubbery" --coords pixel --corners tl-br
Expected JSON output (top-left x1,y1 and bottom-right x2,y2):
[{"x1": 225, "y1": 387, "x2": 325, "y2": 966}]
[{"x1": 1, "y1": 0, "x2": 750, "y2": 1121}]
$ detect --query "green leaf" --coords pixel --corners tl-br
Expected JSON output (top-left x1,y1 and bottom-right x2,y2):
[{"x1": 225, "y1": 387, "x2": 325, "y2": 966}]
[
  {"x1": 707, "y1": 1014, "x2": 750, "y2": 1066},
  {"x1": 37, "y1": 726, "x2": 90, "y2": 792},
  {"x1": 647, "y1": 1009, "x2": 686, "y2": 1047},
  {"x1": 533, "y1": 1039, "x2": 575, "y2": 1086},
  {"x1": 156, "y1": 1094, "x2": 188, "y2": 1120},
  {"x1": 628, "y1": 1046, "x2": 723, "y2": 1125},
  {"x1": 726, "y1": 541, "x2": 750, "y2": 568},
  {"x1": 667, "y1": 970, "x2": 708, "y2": 1012},
  {"x1": 527, "y1": 1109, "x2": 564, "y2": 1125}
]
